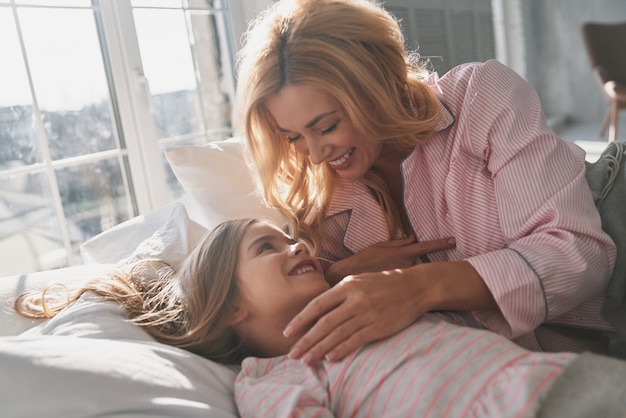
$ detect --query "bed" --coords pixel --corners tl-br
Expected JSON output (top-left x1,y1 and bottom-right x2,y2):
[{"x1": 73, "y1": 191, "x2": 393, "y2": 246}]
[
  {"x1": 1, "y1": 138, "x2": 624, "y2": 417},
  {"x1": 0, "y1": 137, "x2": 284, "y2": 417}
]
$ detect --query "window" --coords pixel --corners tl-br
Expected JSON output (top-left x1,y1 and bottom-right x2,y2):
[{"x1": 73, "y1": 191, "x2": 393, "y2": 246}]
[{"x1": 0, "y1": 0, "x2": 234, "y2": 276}]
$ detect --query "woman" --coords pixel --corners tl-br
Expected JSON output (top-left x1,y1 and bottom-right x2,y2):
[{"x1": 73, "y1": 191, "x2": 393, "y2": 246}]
[
  {"x1": 234, "y1": 0, "x2": 617, "y2": 363},
  {"x1": 14, "y1": 218, "x2": 626, "y2": 417}
]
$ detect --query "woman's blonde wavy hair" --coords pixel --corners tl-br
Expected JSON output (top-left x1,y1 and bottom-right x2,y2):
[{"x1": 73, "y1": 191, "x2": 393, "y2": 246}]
[
  {"x1": 235, "y1": 0, "x2": 442, "y2": 240},
  {"x1": 14, "y1": 218, "x2": 260, "y2": 365}
]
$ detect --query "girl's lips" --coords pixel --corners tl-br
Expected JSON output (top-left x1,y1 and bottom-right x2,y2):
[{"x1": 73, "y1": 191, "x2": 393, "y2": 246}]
[{"x1": 289, "y1": 260, "x2": 319, "y2": 276}]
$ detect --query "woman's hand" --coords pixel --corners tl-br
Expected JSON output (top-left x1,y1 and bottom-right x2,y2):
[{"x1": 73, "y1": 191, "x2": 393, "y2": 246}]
[
  {"x1": 324, "y1": 236, "x2": 456, "y2": 285},
  {"x1": 283, "y1": 261, "x2": 498, "y2": 365},
  {"x1": 283, "y1": 268, "x2": 428, "y2": 364}
]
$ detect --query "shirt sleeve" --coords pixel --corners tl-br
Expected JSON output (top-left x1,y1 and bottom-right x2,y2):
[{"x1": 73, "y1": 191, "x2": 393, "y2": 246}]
[
  {"x1": 235, "y1": 356, "x2": 334, "y2": 418},
  {"x1": 457, "y1": 60, "x2": 616, "y2": 338}
]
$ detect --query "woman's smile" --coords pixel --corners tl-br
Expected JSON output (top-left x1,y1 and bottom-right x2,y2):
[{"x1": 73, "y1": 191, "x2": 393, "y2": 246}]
[{"x1": 328, "y1": 147, "x2": 355, "y2": 169}]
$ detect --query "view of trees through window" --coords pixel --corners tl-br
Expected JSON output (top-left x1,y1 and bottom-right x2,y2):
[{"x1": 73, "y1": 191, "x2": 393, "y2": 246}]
[{"x1": 0, "y1": 0, "x2": 234, "y2": 277}]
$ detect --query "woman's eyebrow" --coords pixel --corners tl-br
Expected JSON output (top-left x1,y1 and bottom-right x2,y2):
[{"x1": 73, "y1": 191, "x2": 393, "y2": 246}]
[{"x1": 276, "y1": 111, "x2": 339, "y2": 132}]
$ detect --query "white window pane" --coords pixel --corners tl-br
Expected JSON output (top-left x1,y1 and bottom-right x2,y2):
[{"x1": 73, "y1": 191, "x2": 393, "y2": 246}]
[
  {"x1": 18, "y1": 7, "x2": 117, "y2": 159},
  {"x1": 0, "y1": 9, "x2": 42, "y2": 165},
  {"x1": 0, "y1": 10, "x2": 32, "y2": 106},
  {"x1": 16, "y1": 0, "x2": 91, "y2": 6},
  {"x1": 0, "y1": 107, "x2": 42, "y2": 166},
  {"x1": 133, "y1": 8, "x2": 204, "y2": 138},
  {"x1": 19, "y1": 8, "x2": 108, "y2": 112},
  {"x1": 133, "y1": 9, "x2": 196, "y2": 94},
  {"x1": 186, "y1": 0, "x2": 219, "y2": 9},
  {"x1": 131, "y1": 0, "x2": 182, "y2": 8},
  {"x1": 0, "y1": 171, "x2": 69, "y2": 276},
  {"x1": 57, "y1": 159, "x2": 132, "y2": 241},
  {"x1": 189, "y1": 10, "x2": 232, "y2": 135}
]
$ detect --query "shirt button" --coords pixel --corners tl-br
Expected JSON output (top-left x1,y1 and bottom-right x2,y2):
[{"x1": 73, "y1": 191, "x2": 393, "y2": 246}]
[{"x1": 572, "y1": 312, "x2": 582, "y2": 321}]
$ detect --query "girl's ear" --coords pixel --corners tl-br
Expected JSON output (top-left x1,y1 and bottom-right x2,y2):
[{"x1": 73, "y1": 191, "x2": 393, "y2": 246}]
[{"x1": 229, "y1": 306, "x2": 248, "y2": 326}]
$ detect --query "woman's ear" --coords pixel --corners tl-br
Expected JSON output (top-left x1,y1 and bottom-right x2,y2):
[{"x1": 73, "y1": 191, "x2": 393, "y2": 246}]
[{"x1": 229, "y1": 306, "x2": 248, "y2": 326}]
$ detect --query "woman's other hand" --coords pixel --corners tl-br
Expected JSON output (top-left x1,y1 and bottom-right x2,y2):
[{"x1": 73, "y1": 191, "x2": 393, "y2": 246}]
[{"x1": 324, "y1": 236, "x2": 456, "y2": 286}]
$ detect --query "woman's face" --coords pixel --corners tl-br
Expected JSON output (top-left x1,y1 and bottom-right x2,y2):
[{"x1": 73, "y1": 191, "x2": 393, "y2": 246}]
[
  {"x1": 233, "y1": 221, "x2": 329, "y2": 356},
  {"x1": 265, "y1": 83, "x2": 383, "y2": 181}
]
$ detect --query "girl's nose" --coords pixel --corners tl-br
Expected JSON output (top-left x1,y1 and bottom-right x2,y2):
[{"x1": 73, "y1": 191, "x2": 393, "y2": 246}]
[{"x1": 288, "y1": 241, "x2": 310, "y2": 257}]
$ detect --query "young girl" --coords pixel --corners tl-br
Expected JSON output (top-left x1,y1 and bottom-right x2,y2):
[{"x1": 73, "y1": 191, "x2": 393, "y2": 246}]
[{"x1": 14, "y1": 218, "x2": 626, "y2": 417}]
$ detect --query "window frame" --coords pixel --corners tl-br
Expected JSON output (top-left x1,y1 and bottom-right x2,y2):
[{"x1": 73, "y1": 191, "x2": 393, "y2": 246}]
[{"x1": 0, "y1": 0, "x2": 236, "y2": 276}]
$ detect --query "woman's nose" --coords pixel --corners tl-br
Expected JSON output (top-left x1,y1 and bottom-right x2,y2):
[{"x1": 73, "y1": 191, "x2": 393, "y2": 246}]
[{"x1": 303, "y1": 136, "x2": 329, "y2": 165}]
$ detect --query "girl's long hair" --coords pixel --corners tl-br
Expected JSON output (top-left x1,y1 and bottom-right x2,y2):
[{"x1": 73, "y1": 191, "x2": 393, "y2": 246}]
[
  {"x1": 14, "y1": 218, "x2": 259, "y2": 365},
  {"x1": 235, "y1": 0, "x2": 442, "y2": 241}
]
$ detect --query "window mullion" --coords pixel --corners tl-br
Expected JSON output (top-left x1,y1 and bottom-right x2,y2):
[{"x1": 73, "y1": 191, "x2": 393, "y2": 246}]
[
  {"x1": 11, "y1": 2, "x2": 76, "y2": 265},
  {"x1": 98, "y1": 0, "x2": 170, "y2": 214}
]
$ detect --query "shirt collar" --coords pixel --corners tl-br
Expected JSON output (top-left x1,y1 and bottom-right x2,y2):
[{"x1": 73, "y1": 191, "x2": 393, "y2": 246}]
[{"x1": 424, "y1": 72, "x2": 455, "y2": 132}]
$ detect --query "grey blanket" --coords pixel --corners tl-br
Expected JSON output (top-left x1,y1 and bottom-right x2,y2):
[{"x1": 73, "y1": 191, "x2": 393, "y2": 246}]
[
  {"x1": 539, "y1": 143, "x2": 626, "y2": 417},
  {"x1": 538, "y1": 352, "x2": 626, "y2": 418},
  {"x1": 585, "y1": 142, "x2": 626, "y2": 357}
]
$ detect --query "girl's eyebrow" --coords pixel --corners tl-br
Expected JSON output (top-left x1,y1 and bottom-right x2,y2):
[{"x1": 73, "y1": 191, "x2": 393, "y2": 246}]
[
  {"x1": 246, "y1": 235, "x2": 272, "y2": 253},
  {"x1": 276, "y1": 110, "x2": 339, "y2": 132},
  {"x1": 246, "y1": 233, "x2": 290, "y2": 254}
]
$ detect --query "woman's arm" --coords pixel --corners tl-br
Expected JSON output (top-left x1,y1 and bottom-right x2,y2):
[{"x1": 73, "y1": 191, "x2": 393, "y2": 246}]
[{"x1": 457, "y1": 60, "x2": 616, "y2": 337}]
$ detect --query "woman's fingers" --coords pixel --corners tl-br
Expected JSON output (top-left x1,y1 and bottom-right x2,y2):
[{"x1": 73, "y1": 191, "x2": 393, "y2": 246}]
[
  {"x1": 407, "y1": 237, "x2": 456, "y2": 258},
  {"x1": 284, "y1": 280, "x2": 371, "y2": 361},
  {"x1": 378, "y1": 235, "x2": 417, "y2": 248},
  {"x1": 283, "y1": 286, "x2": 346, "y2": 343},
  {"x1": 295, "y1": 315, "x2": 370, "y2": 364}
]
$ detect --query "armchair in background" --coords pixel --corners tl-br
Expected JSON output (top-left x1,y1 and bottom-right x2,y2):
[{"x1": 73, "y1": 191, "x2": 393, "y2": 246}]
[{"x1": 582, "y1": 21, "x2": 626, "y2": 142}]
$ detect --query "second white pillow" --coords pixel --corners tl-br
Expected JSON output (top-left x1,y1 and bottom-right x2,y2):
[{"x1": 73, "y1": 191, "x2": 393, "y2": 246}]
[{"x1": 165, "y1": 138, "x2": 284, "y2": 230}]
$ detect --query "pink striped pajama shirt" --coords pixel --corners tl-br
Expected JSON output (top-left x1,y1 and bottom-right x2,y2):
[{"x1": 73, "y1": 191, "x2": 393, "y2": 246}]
[
  {"x1": 235, "y1": 312, "x2": 576, "y2": 417},
  {"x1": 313, "y1": 60, "x2": 617, "y2": 353}
]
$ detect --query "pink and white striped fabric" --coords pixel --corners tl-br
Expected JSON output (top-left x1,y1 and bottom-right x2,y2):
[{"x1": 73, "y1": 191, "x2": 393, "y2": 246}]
[
  {"x1": 235, "y1": 312, "x2": 576, "y2": 417},
  {"x1": 314, "y1": 60, "x2": 617, "y2": 353}
]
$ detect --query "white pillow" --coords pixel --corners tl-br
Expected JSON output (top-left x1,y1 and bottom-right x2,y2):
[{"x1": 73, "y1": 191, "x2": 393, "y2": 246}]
[
  {"x1": 0, "y1": 263, "x2": 117, "y2": 337},
  {"x1": 1, "y1": 291, "x2": 238, "y2": 417},
  {"x1": 80, "y1": 201, "x2": 176, "y2": 265},
  {"x1": 165, "y1": 137, "x2": 285, "y2": 230},
  {"x1": 1, "y1": 204, "x2": 239, "y2": 417},
  {"x1": 0, "y1": 335, "x2": 239, "y2": 418},
  {"x1": 21, "y1": 292, "x2": 153, "y2": 341},
  {"x1": 118, "y1": 201, "x2": 208, "y2": 268}
]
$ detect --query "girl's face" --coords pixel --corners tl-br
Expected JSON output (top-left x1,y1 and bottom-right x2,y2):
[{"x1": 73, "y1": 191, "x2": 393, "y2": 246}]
[
  {"x1": 233, "y1": 221, "x2": 329, "y2": 357},
  {"x1": 265, "y1": 83, "x2": 383, "y2": 181}
]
